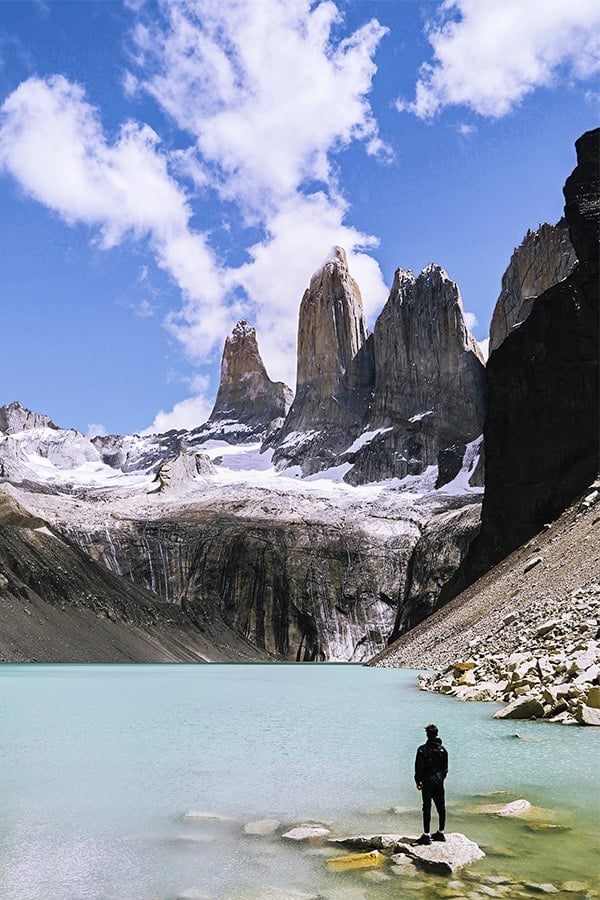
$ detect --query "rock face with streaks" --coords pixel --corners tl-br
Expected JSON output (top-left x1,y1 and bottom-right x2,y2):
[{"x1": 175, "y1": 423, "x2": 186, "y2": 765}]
[
  {"x1": 489, "y1": 221, "x2": 577, "y2": 353},
  {"x1": 272, "y1": 254, "x2": 486, "y2": 487},
  {"x1": 206, "y1": 320, "x2": 293, "y2": 438},
  {"x1": 346, "y1": 264, "x2": 486, "y2": 486},
  {"x1": 272, "y1": 247, "x2": 374, "y2": 473},
  {"x1": 0, "y1": 488, "x2": 266, "y2": 663},
  {"x1": 58, "y1": 496, "x2": 423, "y2": 662}
]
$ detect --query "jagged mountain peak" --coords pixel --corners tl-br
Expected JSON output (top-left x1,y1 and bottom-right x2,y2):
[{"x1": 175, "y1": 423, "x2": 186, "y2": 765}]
[
  {"x1": 198, "y1": 318, "x2": 292, "y2": 439},
  {"x1": 0, "y1": 400, "x2": 59, "y2": 434}
]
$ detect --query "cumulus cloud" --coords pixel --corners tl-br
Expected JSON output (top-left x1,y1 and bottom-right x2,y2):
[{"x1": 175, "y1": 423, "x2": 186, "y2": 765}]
[
  {"x1": 0, "y1": 74, "x2": 231, "y2": 356},
  {"x1": 0, "y1": 2, "x2": 390, "y2": 428},
  {"x1": 142, "y1": 374, "x2": 213, "y2": 433},
  {"x1": 134, "y1": 0, "x2": 390, "y2": 212},
  {"x1": 399, "y1": 0, "x2": 600, "y2": 118},
  {"x1": 86, "y1": 423, "x2": 107, "y2": 439}
]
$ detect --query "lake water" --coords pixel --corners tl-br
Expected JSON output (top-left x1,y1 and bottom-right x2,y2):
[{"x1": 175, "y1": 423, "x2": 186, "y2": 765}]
[{"x1": 0, "y1": 664, "x2": 598, "y2": 899}]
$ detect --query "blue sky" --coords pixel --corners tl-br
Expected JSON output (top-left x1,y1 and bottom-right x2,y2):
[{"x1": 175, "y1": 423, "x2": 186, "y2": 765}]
[{"x1": 0, "y1": 0, "x2": 598, "y2": 437}]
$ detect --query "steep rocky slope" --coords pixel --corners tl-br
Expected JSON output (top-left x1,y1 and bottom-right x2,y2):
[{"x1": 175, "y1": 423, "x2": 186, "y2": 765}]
[{"x1": 370, "y1": 480, "x2": 600, "y2": 724}]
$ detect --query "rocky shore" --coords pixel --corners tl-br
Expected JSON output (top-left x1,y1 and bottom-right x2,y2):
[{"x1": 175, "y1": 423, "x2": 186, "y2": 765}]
[
  {"x1": 371, "y1": 482, "x2": 600, "y2": 727},
  {"x1": 418, "y1": 578, "x2": 600, "y2": 726}
]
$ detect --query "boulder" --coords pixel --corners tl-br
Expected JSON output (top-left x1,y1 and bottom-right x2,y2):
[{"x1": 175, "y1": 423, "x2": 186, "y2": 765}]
[
  {"x1": 393, "y1": 832, "x2": 485, "y2": 874},
  {"x1": 574, "y1": 704, "x2": 600, "y2": 726},
  {"x1": 585, "y1": 685, "x2": 600, "y2": 708},
  {"x1": 493, "y1": 696, "x2": 545, "y2": 719}
]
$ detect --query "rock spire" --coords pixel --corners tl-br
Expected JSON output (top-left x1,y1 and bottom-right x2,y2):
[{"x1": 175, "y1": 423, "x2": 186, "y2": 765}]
[
  {"x1": 272, "y1": 247, "x2": 374, "y2": 472},
  {"x1": 208, "y1": 320, "x2": 292, "y2": 429}
]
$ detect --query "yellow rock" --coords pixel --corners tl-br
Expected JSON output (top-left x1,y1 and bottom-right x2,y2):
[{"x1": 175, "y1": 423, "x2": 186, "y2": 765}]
[
  {"x1": 526, "y1": 822, "x2": 570, "y2": 832},
  {"x1": 326, "y1": 850, "x2": 385, "y2": 871}
]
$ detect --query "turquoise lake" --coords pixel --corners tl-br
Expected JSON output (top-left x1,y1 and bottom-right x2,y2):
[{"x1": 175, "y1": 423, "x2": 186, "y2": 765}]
[{"x1": 0, "y1": 664, "x2": 598, "y2": 899}]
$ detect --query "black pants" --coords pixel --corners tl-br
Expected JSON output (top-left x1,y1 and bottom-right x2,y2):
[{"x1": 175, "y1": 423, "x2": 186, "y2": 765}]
[{"x1": 422, "y1": 778, "x2": 446, "y2": 833}]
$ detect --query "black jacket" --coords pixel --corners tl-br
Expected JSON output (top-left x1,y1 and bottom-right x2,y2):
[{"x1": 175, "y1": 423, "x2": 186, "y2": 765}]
[{"x1": 414, "y1": 736, "x2": 448, "y2": 786}]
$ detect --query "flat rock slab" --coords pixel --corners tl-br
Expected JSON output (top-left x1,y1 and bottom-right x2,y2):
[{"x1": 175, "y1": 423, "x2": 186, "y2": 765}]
[
  {"x1": 394, "y1": 832, "x2": 485, "y2": 874},
  {"x1": 326, "y1": 849, "x2": 386, "y2": 871},
  {"x1": 282, "y1": 825, "x2": 331, "y2": 842}
]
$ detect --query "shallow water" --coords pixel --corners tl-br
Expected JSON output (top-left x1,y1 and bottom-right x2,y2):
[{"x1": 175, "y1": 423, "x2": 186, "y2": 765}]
[{"x1": 0, "y1": 664, "x2": 598, "y2": 899}]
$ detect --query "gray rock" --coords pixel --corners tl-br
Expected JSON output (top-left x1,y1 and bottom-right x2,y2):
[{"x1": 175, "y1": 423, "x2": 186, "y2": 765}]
[
  {"x1": 522, "y1": 883, "x2": 559, "y2": 894},
  {"x1": 207, "y1": 320, "x2": 293, "y2": 432},
  {"x1": 282, "y1": 825, "x2": 331, "y2": 841},
  {"x1": 394, "y1": 832, "x2": 485, "y2": 873},
  {"x1": 489, "y1": 220, "x2": 577, "y2": 354},
  {"x1": 493, "y1": 696, "x2": 545, "y2": 719},
  {"x1": 495, "y1": 799, "x2": 532, "y2": 817},
  {"x1": 574, "y1": 703, "x2": 600, "y2": 726}
]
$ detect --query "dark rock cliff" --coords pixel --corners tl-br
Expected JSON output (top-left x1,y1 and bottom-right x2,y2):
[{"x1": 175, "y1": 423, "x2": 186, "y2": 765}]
[
  {"x1": 441, "y1": 127, "x2": 599, "y2": 601},
  {"x1": 62, "y1": 506, "x2": 421, "y2": 662}
]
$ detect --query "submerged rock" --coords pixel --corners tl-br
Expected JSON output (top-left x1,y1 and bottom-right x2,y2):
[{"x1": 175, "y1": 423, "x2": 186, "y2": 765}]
[
  {"x1": 243, "y1": 819, "x2": 280, "y2": 836},
  {"x1": 282, "y1": 825, "x2": 331, "y2": 841},
  {"x1": 326, "y1": 849, "x2": 386, "y2": 871},
  {"x1": 494, "y1": 799, "x2": 532, "y2": 817}
]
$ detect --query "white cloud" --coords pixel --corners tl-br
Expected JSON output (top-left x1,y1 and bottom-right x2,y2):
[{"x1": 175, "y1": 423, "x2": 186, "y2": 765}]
[
  {"x1": 142, "y1": 392, "x2": 213, "y2": 434},
  {"x1": 0, "y1": 74, "x2": 232, "y2": 358},
  {"x1": 132, "y1": 0, "x2": 391, "y2": 386},
  {"x1": 0, "y1": 3, "x2": 391, "y2": 428},
  {"x1": 478, "y1": 337, "x2": 490, "y2": 362},
  {"x1": 86, "y1": 423, "x2": 107, "y2": 439},
  {"x1": 400, "y1": 0, "x2": 600, "y2": 119},
  {"x1": 135, "y1": 0, "x2": 390, "y2": 212},
  {"x1": 463, "y1": 310, "x2": 478, "y2": 331}
]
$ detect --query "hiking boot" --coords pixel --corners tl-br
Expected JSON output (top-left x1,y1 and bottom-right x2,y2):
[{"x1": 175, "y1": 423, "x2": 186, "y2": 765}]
[
  {"x1": 432, "y1": 831, "x2": 446, "y2": 842},
  {"x1": 414, "y1": 833, "x2": 432, "y2": 845}
]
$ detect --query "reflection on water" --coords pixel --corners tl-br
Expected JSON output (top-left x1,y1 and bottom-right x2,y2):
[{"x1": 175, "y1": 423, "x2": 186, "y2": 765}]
[{"x1": 0, "y1": 664, "x2": 598, "y2": 899}]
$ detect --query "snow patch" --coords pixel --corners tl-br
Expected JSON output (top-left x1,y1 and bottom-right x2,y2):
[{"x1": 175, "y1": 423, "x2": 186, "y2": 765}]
[
  {"x1": 408, "y1": 410, "x2": 433, "y2": 423},
  {"x1": 344, "y1": 427, "x2": 393, "y2": 454},
  {"x1": 439, "y1": 436, "x2": 484, "y2": 495}
]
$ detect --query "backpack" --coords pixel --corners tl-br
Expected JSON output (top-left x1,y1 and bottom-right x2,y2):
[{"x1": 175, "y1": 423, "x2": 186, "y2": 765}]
[{"x1": 422, "y1": 741, "x2": 447, "y2": 780}]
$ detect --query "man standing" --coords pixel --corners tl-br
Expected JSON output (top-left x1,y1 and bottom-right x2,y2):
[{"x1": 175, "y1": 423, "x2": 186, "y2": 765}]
[{"x1": 414, "y1": 723, "x2": 448, "y2": 845}]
